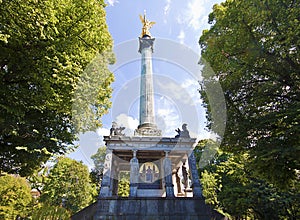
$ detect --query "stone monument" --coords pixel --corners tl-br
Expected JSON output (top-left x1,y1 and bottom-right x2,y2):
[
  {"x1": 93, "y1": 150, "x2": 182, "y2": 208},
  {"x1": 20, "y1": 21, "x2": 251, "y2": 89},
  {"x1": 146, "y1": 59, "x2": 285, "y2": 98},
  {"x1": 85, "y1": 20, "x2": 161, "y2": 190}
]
[{"x1": 71, "y1": 13, "x2": 225, "y2": 220}]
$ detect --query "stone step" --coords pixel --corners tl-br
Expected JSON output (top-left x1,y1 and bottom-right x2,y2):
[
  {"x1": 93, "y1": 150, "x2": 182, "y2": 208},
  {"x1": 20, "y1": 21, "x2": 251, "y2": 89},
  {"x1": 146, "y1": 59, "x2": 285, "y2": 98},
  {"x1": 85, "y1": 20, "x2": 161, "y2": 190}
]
[{"x1": 71, "y1": 198, "x2": 226, "y2": 220}]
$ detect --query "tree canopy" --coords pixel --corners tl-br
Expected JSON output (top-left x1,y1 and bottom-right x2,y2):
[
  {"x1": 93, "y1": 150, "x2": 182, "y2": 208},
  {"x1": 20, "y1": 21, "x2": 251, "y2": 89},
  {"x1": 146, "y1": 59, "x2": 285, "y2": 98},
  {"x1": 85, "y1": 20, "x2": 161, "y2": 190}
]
[
  {"x1": 199, "y1": 0, "x2": 300, "y2": 188},
  {"x1": 0, "y1": 0, "x2": 114, "y2": 176},
  {"x1": 90, "y1": 146, "x2": 106, "y2": 191},
  {"x1": 40, "y1": 157, "x2": 97, "y2": 214},
  {"x1": 0, "y1": 174, "x2": 33, "y2": 219},
  {"x1": 195, "y1": 140, "x2": 300, "y2": 219}
]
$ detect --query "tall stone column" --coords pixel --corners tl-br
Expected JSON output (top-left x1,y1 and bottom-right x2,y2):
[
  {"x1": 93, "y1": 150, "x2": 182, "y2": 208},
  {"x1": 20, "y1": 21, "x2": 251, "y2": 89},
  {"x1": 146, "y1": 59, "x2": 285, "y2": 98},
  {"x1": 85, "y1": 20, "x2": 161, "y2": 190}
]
[
  {"x1": 163, "y1": 151, "x2": 175, "y2": 197},
  {"x1": 99, "y1": 149, "x2": 113, "y2": 198},
  {"x1": 187, "y1": 151, "x2": 203, "y2": 198},
  {"x1": 135, "y1": 36, "x2": 161, "y2": 136},
  {"x1": 129, "y1": 150, "x2": 139, "y2": 197}
]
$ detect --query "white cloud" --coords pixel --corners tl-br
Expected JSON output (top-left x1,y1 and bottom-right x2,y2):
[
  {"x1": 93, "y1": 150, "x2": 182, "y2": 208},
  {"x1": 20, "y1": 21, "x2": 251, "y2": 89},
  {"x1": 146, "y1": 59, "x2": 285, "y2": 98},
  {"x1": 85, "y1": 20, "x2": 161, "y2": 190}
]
[
  {"x1": 164, "y1": 0, "x2": 171, "y2": 15},
  {"x1": 115, "y1": 113, "x2": 139, "y2": 136},
  {"x1": 176, "y1": 15, "x2": 184, "y2": 25},
  {"x1": 96, "y1": 127, "x2": 110, "y2": 137},
  {"x1": 156, "y1": 97, "x2": 180, "y2": 137},
  {"x1": 106, "y1": 0, "x2": 119, "y2": 6},
  {"x1": 96, "y1": 114, "x2": 139, "y2": 137},
  {"x1": 180, "y1": 78, "x2": 201, "y2": 104},
  {"x1": 186, "y1": 0, "x2": 206, "y2": 30},
  {"x1": 180, "y1": 0, "x2": 223, "y2": 31},
  {"x1": 156, "y1": 78, "x2": 199, "y2": 106},
  {"x1": 177, "y1": 30, "x2": 185, "y2": 44},
  {"x1": 163, "y1": 0, "x2": 171, "y2": 24}
]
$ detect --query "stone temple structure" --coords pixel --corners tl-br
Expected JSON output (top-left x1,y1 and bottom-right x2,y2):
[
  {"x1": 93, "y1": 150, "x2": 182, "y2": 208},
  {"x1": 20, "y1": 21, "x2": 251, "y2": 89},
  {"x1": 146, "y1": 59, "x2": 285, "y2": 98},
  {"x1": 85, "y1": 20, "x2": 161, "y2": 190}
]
[{"x1": 72, "y1": 13, "x2": 225, "y2": 220}]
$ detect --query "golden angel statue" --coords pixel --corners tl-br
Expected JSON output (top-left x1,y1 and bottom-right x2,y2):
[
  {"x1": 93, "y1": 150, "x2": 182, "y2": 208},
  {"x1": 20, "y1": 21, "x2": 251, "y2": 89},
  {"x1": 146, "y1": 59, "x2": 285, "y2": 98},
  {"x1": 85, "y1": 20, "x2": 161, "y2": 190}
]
[{"x1": 139, "y1": 12, "x2": 155, "y2": 37}]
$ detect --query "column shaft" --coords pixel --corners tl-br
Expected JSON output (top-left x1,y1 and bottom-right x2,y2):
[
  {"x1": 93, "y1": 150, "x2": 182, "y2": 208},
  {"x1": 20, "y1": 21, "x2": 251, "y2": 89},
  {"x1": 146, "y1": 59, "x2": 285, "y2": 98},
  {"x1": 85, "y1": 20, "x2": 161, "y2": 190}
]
[
  {"x1": 187, "y1": 151, "x2": 203, "y2": 198},
  {"x1": 99, "y1": 149, "x2": 113, "y2": 198},
  {"x1": 163, "y1": 152, "x2": 175, "y2": 197},
  {"x1": 129, "y1": 150, "x2": 139, "y2": 197}
]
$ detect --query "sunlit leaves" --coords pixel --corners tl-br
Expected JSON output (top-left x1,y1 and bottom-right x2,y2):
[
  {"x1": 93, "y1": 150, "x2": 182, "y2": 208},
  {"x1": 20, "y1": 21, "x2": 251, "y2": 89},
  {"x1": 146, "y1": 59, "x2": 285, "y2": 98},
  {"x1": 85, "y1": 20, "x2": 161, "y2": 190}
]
[
  {"x1": 40, "y1": 157, "x2": 97, "y2": 214},
  {"x1": 0, "y1": 174, "x2": 33, "y2": 219},
  {"x1": 199, "y1": 0, "x2": 300, "y2": 188},
  {"x1": 0, "y1": 0, "x2": 113, "y2": 176}
]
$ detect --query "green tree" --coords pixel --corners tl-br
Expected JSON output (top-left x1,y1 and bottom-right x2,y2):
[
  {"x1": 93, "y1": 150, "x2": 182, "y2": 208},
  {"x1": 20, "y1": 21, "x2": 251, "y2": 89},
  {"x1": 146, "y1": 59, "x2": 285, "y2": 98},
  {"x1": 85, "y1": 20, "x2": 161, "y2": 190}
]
[
  {"x1": 90, "y1": 147, "x2": 130, "y2": 197},
  {"x1": 31, "y1": 203, "x2": 70, "y2": 220},
  {"x1": 40, "y1": 157, "x2": 97, "y2": 214},
  {"x1": 199, "y1": 0, "x2": 300, "y2": 188},
  {"x1": 196, "y1": 143, "x2": 300, "y2": 219},
  {"x1": 118, "y1": 172, "x2": 130, "y2": 197},
  {"x1": 90, "y1": 146, "x2": 106, "y2": 192},
  {"x1": 0, "y1": 0, "x2": 114, "y2": 176},
  {"x1": 0, "y1": 174, "x2": 33, "y2": 219},
  {"x1": 91, "y1": 146, "x2": 107, "y2": 173}
]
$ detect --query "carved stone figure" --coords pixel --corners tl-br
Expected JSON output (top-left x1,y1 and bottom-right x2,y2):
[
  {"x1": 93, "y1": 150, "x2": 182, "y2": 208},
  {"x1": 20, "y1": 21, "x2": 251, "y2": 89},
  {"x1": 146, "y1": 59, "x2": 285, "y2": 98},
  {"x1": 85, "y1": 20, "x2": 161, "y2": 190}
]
[
  {"x1": 182, "y1": 162, "x2": 188, "y2": 189},
  {"x1": 175, "y1": 123, "x2": 190, "y2": 138},
  {"x1": 110, "y1": 122, "x2": 125, "y2": 136}
]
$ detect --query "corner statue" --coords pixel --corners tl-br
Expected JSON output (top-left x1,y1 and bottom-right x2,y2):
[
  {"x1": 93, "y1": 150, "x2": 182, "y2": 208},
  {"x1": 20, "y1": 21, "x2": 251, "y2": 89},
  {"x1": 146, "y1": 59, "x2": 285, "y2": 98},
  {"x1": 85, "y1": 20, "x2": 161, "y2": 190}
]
[
  {"x1": 110, "y1": 122, "x2": 125, "y2": 137},
  {"x1": 139, "y1": 12, "x2": 155, "y2": 37},
  {"x1": 175, "y1": 123, "x2": 190, "y2": 138}
]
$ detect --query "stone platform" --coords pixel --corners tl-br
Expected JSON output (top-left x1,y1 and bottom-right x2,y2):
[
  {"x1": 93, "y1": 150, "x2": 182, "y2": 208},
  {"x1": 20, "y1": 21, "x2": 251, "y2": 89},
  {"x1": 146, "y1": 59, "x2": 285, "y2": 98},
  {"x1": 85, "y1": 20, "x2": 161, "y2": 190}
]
[{"x1": 71, "y1": 197, "x2": 226, "y2": 220}]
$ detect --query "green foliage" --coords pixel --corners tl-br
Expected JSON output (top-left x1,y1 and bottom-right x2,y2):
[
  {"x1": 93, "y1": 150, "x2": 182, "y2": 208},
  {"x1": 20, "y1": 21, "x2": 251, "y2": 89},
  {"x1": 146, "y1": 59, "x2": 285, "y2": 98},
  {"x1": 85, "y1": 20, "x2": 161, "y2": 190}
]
[
  {"x1": 31, "y1": 203, "x2": 71, "y2": 220},
  {"x1": 27, "y1": 165, "x2": 49, "y2": 196},
  {"x1": 0, "y1": 0, "x2": 114, "y2": 176},
  {"x1": 195, "y1": 139, "x2": 223, "y2": 169},
  {"x1": 118, "y1": 172, "x2": 130, "y2": 197},
  {"x1": 201, "y1": 170, "x2": 220, "y2": 206},
  {"x1": 0, "y1": 174, "x2": 33, "y2": 219},
  {"x1": 90, "y1": 146, "x2": 106, "y2": 192},
  {"x1": 91, "y1": 146, "x2": 107, "y2": 172},
  {"x1": 40, "y1": 157, "x2": 97, "y2": 214},
  {"x1": 199, "y1": 0, "x2": 300, "y2": 188},
  {"x1": 197, "y1": 145, "x2": 300, "y2": 219}
]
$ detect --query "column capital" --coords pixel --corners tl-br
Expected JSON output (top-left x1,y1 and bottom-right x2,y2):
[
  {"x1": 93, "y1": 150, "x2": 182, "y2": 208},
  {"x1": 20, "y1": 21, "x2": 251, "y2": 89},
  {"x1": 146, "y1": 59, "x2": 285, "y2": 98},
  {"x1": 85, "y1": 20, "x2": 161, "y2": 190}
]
[
  {"x1": 138, "y1": 37, "x2": 155, "y2": 53},
  {"x1": 164, "y1": 151, "x2": 170, "y2": 157}
]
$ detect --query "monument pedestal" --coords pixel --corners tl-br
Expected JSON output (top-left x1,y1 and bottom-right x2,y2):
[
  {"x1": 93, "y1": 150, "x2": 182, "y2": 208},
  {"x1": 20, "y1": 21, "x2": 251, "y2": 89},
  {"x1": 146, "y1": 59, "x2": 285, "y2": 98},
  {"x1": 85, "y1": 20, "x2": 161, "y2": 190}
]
[
  {"x1": 72, "y1": 197, "x2": 226, "y2": 220},
  {"x1": 72, "y1": 16, "x2": 226, "y2": 219},
  {"x1": 71, "y1": 136, "x2": 226, "y2": 219}
]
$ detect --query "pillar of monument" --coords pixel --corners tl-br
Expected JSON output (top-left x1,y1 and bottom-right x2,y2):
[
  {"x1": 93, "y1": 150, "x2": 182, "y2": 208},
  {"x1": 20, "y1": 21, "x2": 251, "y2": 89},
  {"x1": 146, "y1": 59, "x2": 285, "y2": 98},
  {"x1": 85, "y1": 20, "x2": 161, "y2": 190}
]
[
  {"x1": 163, "y1": 151, "x2": 175, "y2": 197},
  {"x1": 129, "y1": 150, "x2": 139, "y2": 197},
  {"x1": 187, "y1": 151, "x2": 203, "y2": 198},
  {"x1": 98, "y1": 149, "x2": 113, "y2": 198},
  {"x1": 135, "y1": 36, "x2": 161, "y2": 136}
]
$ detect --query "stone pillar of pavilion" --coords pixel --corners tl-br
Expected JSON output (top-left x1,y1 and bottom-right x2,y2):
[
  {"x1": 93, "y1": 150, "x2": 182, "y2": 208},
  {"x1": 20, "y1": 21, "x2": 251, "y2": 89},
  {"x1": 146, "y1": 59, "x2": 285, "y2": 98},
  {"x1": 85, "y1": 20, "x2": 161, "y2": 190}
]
[
  {"x1": 163, "y1": 151, "x2": 175, "y2": 197},
  {"x1": 129, "y1": 150, "x2": 139, "y2": 197},
  {"x1": 98, "y1": 149, "x2": 113, "y2": 198},
  {"x1": 187, "y1": 151, "x2": 203, "y2": 198}
]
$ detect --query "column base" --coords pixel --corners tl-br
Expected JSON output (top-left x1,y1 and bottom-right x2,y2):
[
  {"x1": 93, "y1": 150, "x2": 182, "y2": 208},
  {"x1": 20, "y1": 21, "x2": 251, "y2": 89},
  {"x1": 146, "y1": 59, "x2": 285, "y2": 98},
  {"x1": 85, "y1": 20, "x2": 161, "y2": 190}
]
[{"x1": 135, "y1": 123, "x2": 162, "y2": 136}]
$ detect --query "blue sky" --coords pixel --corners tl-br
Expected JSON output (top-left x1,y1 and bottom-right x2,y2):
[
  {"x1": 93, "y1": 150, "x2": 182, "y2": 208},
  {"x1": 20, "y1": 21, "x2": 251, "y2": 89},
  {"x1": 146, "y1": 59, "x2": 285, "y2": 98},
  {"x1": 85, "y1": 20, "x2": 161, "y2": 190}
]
[{"x1": 68, "y1": 0, "x2": 224, "y2": 168}]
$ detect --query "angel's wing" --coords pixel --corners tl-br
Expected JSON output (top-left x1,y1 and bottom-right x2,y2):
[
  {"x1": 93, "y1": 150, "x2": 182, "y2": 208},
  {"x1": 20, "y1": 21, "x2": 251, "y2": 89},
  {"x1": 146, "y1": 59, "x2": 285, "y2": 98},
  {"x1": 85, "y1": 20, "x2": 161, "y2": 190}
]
[
  {"x1": 148, "y1": 21, "x2": 156, "y2": 28},
  {"x1": 139, "y1": 14, "x2": 144, "y2": 24}
]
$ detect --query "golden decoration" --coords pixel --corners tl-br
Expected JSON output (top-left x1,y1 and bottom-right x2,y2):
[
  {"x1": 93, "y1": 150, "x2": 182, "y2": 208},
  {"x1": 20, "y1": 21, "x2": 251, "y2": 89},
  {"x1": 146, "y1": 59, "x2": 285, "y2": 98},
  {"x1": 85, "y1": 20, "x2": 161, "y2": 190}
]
[{"x1": 139, "y1": 11, "x2": 155, "y2": 37}]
